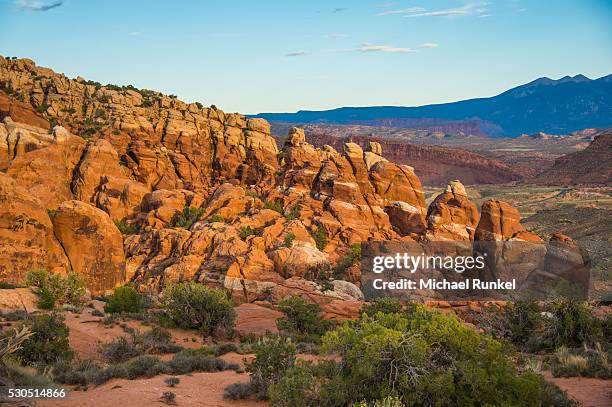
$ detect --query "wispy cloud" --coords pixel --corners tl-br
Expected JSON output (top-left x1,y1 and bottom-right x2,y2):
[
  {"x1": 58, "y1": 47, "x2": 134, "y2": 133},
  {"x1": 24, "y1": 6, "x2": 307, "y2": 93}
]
[
  {"x1": 376, "y1": 7, "x2": 425, "y2": 16},
  {"x1": 478, "y1": 13, "x2": 493, "y2": 17},
  {"x1": 129, "y1": 31, "x2": 142, "y2": 36},
  {"x1": 419, "y1": 42, "x2": 439, "y2": 48},
  {"x1": 17, "y1": 0, "x2": 62, "y2": 11},
  {"x1": 399, "y1": 2, "x2": 490, "y2": 18},
  {"x1": 332, "y1": 7, "x2": 347, "y2": 13},
  {"x1": 408, "y1": 10, "x2": 468, "y2": 17},
  {"x1": 285, "y1": 51, "x2": 308, "y2": 57},
  {"x1": 326, "y1": 33, "x2": 348, "y2": 39},
  {"x1": 354, "y1": 44, "x2": 413, "y2": 53}
]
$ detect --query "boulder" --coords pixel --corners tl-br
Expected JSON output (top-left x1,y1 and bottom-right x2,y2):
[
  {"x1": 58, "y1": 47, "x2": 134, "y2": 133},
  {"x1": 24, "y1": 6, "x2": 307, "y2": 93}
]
[
  {"x1": 0, "y1": 173, "x2": 69, "y2": 284},
  {"x1": 51, "y1": 200, "x2": 126, "y2": 294},
  {"x1": 426, "y1": 180, "x2": 479, "y2": 241}
]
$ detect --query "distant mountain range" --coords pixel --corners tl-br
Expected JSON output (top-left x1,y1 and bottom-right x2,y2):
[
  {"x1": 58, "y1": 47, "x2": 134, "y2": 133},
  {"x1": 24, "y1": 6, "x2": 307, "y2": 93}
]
[{"x1": 252, "y1": 74, "x2": 612, "y2": 137}]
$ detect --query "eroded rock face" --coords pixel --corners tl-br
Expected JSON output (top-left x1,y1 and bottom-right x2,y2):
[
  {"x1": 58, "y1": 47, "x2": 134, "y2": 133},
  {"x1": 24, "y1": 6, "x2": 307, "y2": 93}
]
[
  {"x1": 426, "y1": 180, "x2": 479, "y2": 241},
  {"x1": 0, "y1": 173, "x2": 68, "y2": 283},
  {"x1": 51, "y1": 200, "x2": 126, "y2": 294},
  {"x1": 0, "y1": 57, "x2": 575, "y2": 303}
]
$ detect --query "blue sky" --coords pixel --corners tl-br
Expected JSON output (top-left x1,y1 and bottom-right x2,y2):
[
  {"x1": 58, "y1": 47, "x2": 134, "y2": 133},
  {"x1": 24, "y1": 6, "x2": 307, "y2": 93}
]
[{"x1": 0, "y1": 0, "x2": 611, "y2": 114}]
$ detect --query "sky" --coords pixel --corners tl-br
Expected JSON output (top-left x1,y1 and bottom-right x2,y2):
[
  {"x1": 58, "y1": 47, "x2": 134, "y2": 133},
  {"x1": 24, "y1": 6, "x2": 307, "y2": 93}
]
[{"x1": 0, "y1": 0, "x2": 611, "y2": 114}]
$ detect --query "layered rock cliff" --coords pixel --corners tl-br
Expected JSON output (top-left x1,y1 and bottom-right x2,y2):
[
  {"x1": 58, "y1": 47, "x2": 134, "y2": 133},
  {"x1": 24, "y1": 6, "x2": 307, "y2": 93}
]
[{"x1": 0, "y1": 57, "x2": 586, "y2": 300}]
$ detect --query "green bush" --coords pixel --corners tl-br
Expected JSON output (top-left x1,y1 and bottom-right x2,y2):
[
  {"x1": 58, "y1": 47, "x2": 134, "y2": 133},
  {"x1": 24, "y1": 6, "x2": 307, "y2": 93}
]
[
  {"x1": 361, "y1": 298, "x2": 404, "y2": 317},
  {"x1": 271, "y1": 305, "x2": 546, "y2": 407},
  {"x1": 310, "y1": 224, "x2": 328, "y2": 251},
  {"x1": 26, "y1": 269, "x2": 86, "y2": 309},
  {"x1": 551, "y1": 344, "x2": 611, "y2": 379},
  {"x1": 54, "y1": 351, "x2": 237, "y2": 386},
  {"x1": 282, "y1": 232, "x2": 295, "y2": 248},
  {"x1": 246, "y1": 335, "x2": 297, "y2": 398},
  {"x1": 352, "y1": 396, "x2": 406, "y2": 407},
  {"x1": 264, "y1": 200, "x2": 284, "y2": 214},
  {"x1": 15, "y1": 314, "x2": 73, "y2": 368},
  {"x1": 165, "y1": 376, "x2": 180, "y2": 387},
  {"x1": 239, "y1": 226, "x2": 257, "y2": 241},
  {"x1": 224, "y1": 382, "x2": 256, "y2": 400},
  {"x1": 285, "y1": 207, "x2": 299, "y2": 220},
  {"x1": 113, "y1": 219, "x2": 137, "y2": 235},
  {"x1": 478, "y1": 299, "x2": 604, "y2": 352},
  {"x1": 99, "y1": 336, "x2": 140, "y2": 363},
  {"x1": 276, "y1": 297, "x2": 332, "y2": 344},
  {"x1": 207, "y1": 213, "x2": 225, "y2": 223},
  {"x1": 161, "y1": 282, "x2": 235, "y2": 337},
  {"x1": 104, "y1": 286, "x2": 144, "y2": 314},
  {"x1": 171, "y1": 207, "x2": 205, "y2": 229},
  {"x1": 333, "y1": 244, "x2": 362, "y2": 277}
]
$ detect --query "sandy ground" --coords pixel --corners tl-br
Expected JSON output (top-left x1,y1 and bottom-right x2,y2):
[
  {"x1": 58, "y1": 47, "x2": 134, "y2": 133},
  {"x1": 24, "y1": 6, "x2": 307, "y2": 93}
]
[
  {"x1": 544, "y1": 371, "x2": 612, "y2": 407},
  {"x1": 38, "y1": 372, "x2": 268, "y2": 407}
]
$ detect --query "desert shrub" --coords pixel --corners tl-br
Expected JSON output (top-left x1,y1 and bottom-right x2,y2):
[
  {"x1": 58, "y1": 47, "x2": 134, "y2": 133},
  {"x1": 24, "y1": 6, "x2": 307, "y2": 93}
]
[
  {"x1": 539, "y1": 378, "x2": 579, "y2": 407},
  {"x1": 264, "y1": 199, "x2": 284, "y2": 214},
  {"x1": 15, "y1": 314, "x2": 73, "y2": 368},
  {"x1": 268, "y1": 360, "x2": 343, "y2": 407},
  {"x1": 214, "y1": 342, "x2": 238, "y2": 356},
  {"x1": 282, "y1": 232, "x2": 295, "y2": 248},
  {"x1": 99, "y1": 336, "x2": 140, "y2": 363},
  {"x1": 161, "y1": 391, "x2": 177, "y2": 405},
  {"x1": 239, "y1": 226, "x2": 257, "y2": 240},
  {"x1": 35, "y1": 103, "x2": 49, "y2": 113},
  {"x1": 361, "y1": 298, "x2": 404, "y2": 317},
  {"x1": 171, "y1": 207, "x2": 204, "y2": 229},
  {"x1": 99, "y1": 327, "x2": 181, "y2": 362},
  {"x1": 52, "y1": 358, "x2": 106, "y2": 386},
  {"x1": 246, "y1": 335, "x2": 297, "y2": 398},
  {"x1": 1, "y1": 309, "x2": 30, "y2": 321},
  {"x1": 285, "y1": 207, "x2": 300, "y2": 220},
  {"x1": 26, "y1": 269, "x2": 86, "y2": 309},
  {"x1": 0, "y1": 281, "x2": 18, "y2": 289},
  {"x1": 481, "y1": 299, "x2": 605, "y2": 352},
  {"x1": 224, "y1": 382, "x2": 256, "y2": 400},
  {"x1": 55, "y1": 351, "x2": 235, "y2": 386},
  {"x1": 165, "y1": 376, "x2": 180, "y2": 387},
  {"x1": 540, "y1": 299, "x2": 603, "y2": 350},
  {"x1": 551, "y1": 344, "x2": 611, "y2": 379},
  {"x1": 161, "y1": 282, "x2": 235, "y2": 337},
  {"x1": 276, "y1": 296, "x2": 332, "y2": 343},
  {"x1": 310, "y1": 224, "x2": 328, "y2": 251},
  {"x1": 207, "y1": 213, "x2": 225, "y2": 223},
  {"x1": 352, "y1": 396, "x2": 406, "y2": 407},
  {"x1": 104, "y1": 286, "x2": 144, "y2": 314},
  {"x1": 195, "y1": 101, "x2": 203, "y2": 109},
  {"x1": 167, "y1": 350, "x2": 237, "y2": 374},
  {"x1": 333, "y1": 244, "x2": 362, "y2": 277},
  {"x1": 135, "y1": 326, "x2": 182, "y2": 354},
  {"x1": 270, "y1": 305, "x2": 545, "y2": 406},
  {"x1": 113, "y1": 219, "x2": 137, "y2": 235}
]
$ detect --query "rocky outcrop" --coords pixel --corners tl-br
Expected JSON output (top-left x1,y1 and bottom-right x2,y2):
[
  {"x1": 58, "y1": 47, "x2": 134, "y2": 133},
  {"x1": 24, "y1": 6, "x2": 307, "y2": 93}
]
[
  {"x1": 51, "y1": 200, "x2": 126, "y2": 294},
  {"x1": 0, "y1": 57, "x2": 583, "y2": 303},
  {"x1": 0, "y1": 172, "x2": 69, "y2": 284},
  {"x1": 297, "y1": 130, "x2": 524, "y2": 186},
  {"x1": 426, "y1": 180, "x2": 479, "y2": 241}
]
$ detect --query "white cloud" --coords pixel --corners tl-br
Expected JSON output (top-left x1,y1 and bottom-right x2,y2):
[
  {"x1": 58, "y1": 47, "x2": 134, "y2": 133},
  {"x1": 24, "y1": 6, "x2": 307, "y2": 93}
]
[
  {"x1": 376, "y1": 7, "x2": 425, "y2": 16},
  {"x1": 419, "y1": 42, "x2": 439, "y2": 48},
  {"x1": 354, "y1": 44, "x2": 413, "y2": 53},
  {"x1": 285, "y1": 51, "x2": 308, "y2": 57},
  {"x1": 17, "y1": 0, "x2": 62, "y2": 11},
  {"x1": 129, "y1": 31, "x2": 142, "y2": 36},
  {"x1": 326, "y1": 33, "x2": 348, "y2": 39},
  {"x1": 408, "y1": 10, "x2": 468, "y2": 17},
  {"x1": 404, "y1": 2, "x2": 490, "y2": 18},
  {"x1": 478, "y1": 14, "x2": 493, "y2": 17}
]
